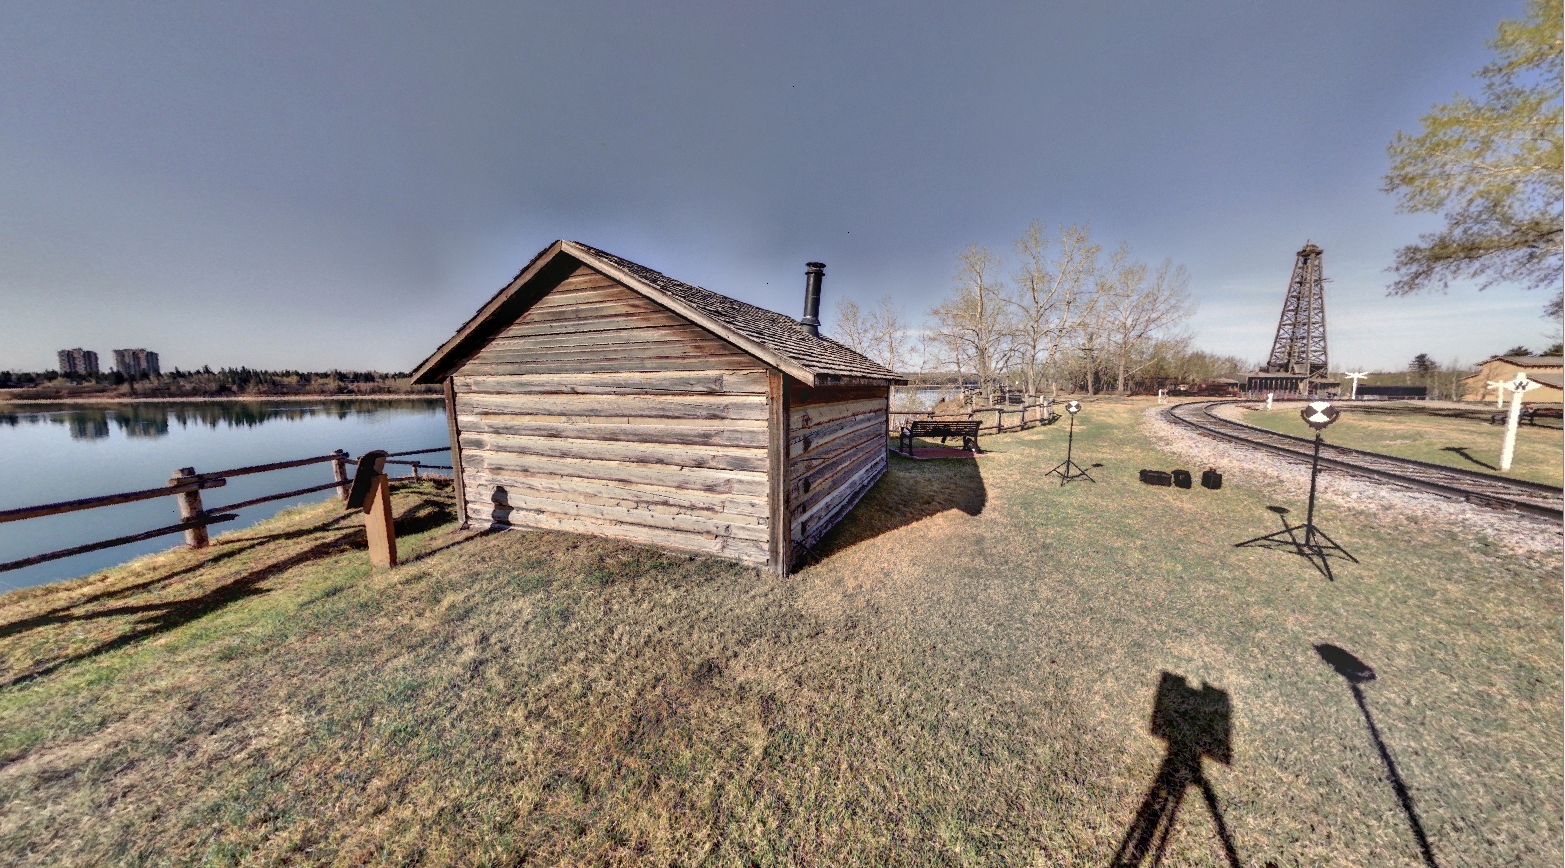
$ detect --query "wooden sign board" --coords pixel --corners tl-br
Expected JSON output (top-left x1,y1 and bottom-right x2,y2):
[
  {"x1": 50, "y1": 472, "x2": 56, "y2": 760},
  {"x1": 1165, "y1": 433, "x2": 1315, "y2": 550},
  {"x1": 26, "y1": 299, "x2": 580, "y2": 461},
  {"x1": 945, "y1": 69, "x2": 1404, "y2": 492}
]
[{"x1": 345, "y1": 450, "x2": 388, "y2": 511}]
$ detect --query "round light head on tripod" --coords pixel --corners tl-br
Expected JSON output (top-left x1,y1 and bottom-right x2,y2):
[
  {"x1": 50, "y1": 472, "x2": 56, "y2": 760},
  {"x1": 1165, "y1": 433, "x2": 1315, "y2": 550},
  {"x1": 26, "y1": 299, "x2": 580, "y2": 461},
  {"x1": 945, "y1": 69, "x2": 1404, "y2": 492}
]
[
  {"x1": 1301, "y1": 401, "x2": 1339, "y2": 430},
  {"x1": 1066, "y1": 401, "x2": 1081, "y2": 415}
]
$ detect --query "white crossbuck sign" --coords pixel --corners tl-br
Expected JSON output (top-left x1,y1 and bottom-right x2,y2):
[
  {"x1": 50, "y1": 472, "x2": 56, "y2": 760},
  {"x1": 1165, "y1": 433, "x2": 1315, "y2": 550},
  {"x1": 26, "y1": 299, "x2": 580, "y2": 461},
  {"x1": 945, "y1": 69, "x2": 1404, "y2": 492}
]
[{"x1": 1487, "y1": 379, "x2": 1512, "y2": 408}]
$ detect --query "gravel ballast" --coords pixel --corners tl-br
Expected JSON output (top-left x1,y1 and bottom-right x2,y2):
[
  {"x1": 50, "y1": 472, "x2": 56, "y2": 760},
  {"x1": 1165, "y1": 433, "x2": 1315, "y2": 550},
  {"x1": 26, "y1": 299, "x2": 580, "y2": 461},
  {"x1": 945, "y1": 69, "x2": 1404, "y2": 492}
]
[{"x1": 1144, "y1": 404, "x2": 1563, "y2": 563}]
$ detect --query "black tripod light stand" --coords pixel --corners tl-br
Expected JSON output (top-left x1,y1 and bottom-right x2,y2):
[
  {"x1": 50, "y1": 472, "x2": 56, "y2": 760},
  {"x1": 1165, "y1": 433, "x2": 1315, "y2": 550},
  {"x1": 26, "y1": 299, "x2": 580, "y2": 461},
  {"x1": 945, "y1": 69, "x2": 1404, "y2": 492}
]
[
  {"x1": 1236, "y1": 401, "x2": 1357, "y2": 579},
  {"x1": 1046, "y1": 401, "x2": 1094, "y2": 485}
]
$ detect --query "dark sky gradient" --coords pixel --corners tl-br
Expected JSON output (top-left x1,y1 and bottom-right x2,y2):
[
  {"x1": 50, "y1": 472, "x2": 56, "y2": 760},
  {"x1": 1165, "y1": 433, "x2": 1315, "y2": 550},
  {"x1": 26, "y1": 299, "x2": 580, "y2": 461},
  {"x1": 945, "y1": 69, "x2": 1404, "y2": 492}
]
[{"x1": 0, "y1": 1, "x2": 1551, "y2": 374}]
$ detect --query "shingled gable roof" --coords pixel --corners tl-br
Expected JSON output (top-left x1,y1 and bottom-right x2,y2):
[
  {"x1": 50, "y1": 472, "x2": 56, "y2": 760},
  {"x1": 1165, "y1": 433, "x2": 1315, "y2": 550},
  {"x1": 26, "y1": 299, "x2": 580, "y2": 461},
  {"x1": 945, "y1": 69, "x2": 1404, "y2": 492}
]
[
  {"x1": 1477, "y1": 355, "x2": 1565, "y2": 368},
  {"x1": 410, "y1": 240, "x2": 906, "y2": 386}
]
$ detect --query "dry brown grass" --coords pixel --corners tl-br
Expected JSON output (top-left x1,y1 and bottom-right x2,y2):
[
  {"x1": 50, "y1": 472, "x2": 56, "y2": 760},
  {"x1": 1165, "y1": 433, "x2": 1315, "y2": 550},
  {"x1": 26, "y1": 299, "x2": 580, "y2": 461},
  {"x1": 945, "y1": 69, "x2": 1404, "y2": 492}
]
[{"x1": 0, "y1": 402, "x2": 1559, "y2": 866}]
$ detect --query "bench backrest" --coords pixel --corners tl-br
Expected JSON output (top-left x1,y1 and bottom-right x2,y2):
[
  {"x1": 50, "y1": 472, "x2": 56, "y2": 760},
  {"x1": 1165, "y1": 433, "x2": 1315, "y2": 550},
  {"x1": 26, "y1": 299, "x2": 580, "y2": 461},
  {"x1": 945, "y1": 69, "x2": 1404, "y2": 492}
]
[{"x1": 909, "y1": 419, "x2": 981, "y2": 435}]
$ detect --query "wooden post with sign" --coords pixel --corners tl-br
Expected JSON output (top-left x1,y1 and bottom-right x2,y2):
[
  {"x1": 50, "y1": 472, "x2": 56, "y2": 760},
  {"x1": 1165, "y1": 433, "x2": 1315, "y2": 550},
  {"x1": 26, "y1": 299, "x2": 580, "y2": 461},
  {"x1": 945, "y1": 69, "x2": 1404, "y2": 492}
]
[
  {"x1": 364, "y1": 475, "x2": 396, "y2": 568},
  {"x1": 170, "y1": 467, "x2": 209, "y2": 549},
  {"x1": 346, "y1": 450, "x2": 397, "y2": 568}
]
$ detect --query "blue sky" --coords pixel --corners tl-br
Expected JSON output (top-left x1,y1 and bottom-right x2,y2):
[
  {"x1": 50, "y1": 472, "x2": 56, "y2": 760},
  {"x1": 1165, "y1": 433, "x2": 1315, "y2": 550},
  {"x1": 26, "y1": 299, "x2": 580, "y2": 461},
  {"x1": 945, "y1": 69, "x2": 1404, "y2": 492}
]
[{"x1": 0, "y1": 1, "x2": 1555, "y2": 374}]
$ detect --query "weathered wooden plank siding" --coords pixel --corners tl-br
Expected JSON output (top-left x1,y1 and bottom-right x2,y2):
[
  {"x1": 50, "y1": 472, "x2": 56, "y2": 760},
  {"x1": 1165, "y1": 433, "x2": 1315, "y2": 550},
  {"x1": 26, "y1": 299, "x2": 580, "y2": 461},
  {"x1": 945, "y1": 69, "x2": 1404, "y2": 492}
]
[
  {"x1": 786, "y1": 385, "x2": 889, "y2": 551},
  {"x1": 453, "y1": 263, "x2": 772, "y2": 565},
  {"x1": 459, "y1": 272, "x2": 755, "y2": 375}
]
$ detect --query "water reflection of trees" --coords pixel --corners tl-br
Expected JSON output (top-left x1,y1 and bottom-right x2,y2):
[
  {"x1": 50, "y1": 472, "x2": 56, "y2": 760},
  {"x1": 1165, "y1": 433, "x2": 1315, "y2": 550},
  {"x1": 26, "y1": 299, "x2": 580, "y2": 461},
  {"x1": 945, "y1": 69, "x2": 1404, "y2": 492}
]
[{"x1": 1, "y1": 400, "x2": 443, "y2": 441}]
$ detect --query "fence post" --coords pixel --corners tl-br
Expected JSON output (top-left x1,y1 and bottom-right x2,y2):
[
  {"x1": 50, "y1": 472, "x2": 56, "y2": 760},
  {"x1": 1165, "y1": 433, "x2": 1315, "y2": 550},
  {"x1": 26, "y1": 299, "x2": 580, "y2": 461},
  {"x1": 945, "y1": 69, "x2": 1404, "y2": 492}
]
[
  {"x1": 410, "y1": 461, "x2": 421, "y2": 481},
  {"x1": 365, "y1": 472, "x2": 398, "y2": 568},
  {"x1": 171, "y1": 467, "x2": 209, "y2": 549},
  {"x1": 331, "y1": 450, "x2": 350, "y2": 501}
]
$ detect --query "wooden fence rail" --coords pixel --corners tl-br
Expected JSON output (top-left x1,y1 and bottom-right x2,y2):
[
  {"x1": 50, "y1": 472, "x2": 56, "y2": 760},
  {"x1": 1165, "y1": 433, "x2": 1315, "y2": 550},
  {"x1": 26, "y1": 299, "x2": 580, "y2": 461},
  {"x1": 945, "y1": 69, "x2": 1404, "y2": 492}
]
[
  {"x1": 890, "y1": 399, "x2": 1059, "y2": 438},
  {"x1": 0, "y1": 514, "x2": 239, "y2": 574},
  {"x1": 0, "y1": 477, "x2": 227, "y2": 526},
  {"x1": 0, "y1": 444, "x2": 448, "y2": 576}
]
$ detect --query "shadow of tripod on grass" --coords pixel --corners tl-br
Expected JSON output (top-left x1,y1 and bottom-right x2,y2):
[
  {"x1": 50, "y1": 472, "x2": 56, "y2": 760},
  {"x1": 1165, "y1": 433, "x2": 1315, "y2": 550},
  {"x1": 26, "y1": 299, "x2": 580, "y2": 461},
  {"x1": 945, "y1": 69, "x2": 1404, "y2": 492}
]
[
  {"x1": 1235, "y1": 506, "x2": 1357, "y2": 581},
  {"x1": 1315, "y1": 643, "x2": 1440, "y2": 868},
  {"x1": 1111, "y1": 672, "x2": 1245, "y2": 867}
]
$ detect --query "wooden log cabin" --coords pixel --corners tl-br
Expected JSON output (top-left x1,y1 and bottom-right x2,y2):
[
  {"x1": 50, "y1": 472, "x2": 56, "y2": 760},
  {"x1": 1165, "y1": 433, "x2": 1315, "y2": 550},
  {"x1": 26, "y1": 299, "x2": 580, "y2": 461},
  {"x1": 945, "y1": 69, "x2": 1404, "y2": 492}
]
[{"x1": 410, "y1": 240, "x2": 905, "y2": 575}]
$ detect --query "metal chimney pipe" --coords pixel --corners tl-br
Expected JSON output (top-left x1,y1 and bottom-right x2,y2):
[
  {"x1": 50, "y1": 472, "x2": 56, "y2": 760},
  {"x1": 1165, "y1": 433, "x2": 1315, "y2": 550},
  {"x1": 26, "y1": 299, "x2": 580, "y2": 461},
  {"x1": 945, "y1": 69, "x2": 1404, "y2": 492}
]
[{"x1": 801, "y1": 262, "x2": 825, "y2": 337}]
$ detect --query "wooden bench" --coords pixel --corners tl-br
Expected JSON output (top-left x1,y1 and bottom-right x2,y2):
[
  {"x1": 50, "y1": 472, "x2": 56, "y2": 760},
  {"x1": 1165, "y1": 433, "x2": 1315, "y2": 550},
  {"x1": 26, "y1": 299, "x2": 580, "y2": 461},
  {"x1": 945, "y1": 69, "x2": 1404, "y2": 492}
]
[
  {"x1": 1491, "y1": 405, "x2": 1564, "y2": 425},
  {"x1": 901, "y1": 419, "x2": 982, "y2": 455}
]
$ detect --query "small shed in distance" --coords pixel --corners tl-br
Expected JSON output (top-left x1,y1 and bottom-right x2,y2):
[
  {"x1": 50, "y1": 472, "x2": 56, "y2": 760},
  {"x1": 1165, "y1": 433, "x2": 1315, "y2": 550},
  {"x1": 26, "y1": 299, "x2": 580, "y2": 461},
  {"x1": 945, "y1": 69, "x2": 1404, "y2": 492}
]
[{"x1": 410, "y1": 240, "x2": 905, "y2": 575}]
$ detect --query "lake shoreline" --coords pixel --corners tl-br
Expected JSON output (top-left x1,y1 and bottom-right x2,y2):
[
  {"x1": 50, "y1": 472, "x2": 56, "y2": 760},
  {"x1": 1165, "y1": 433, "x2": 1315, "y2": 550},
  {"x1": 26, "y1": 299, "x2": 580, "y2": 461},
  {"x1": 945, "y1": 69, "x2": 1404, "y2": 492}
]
[
  {"x1": 0, "y1": 394, "x2": 444, "y2": 406},
  {"x1": 0, "y1": 399, "x2": 451, "y2": 591}
]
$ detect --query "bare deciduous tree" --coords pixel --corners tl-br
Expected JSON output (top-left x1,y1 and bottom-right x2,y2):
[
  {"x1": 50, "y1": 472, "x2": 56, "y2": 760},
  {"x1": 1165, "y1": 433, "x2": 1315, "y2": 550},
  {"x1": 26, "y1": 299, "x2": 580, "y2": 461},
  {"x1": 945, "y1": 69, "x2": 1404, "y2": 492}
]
[
  {"x1": 864, "y1": 296, "x2": 910, "y2": 373},
  {"x1": 831, "y1": 296, "x2": 910, "y2": 372},
  {"x1": 830, "y1": 299, "x2": 873, "y2": 357},
  {"x1": 1096, "y1": 250, "x2": 1195, "y2": 396},
  {"x1": 929, "y1": 244, "x2": 1012, "y2": 401},
  {"x1": 1006, "y1": 221, "x2": 1100, "y2": 397}
]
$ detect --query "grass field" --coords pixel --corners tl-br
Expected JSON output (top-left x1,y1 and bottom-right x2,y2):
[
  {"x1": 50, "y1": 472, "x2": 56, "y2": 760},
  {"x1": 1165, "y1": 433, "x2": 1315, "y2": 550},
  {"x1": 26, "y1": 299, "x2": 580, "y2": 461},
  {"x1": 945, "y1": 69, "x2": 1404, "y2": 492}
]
[
  {"x1": 0, "y1": 400, "x2": 1559, "y2": 866},
  {"x1": 1237, "y1": 401, "x2": 1563, "y2": 487}
]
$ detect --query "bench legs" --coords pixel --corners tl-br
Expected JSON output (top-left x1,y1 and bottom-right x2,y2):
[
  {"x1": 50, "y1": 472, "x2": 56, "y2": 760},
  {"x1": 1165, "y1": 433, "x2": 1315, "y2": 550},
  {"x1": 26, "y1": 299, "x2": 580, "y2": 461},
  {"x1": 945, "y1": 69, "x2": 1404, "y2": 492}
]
[{"x1": 902, "y1": 426, "x2": 982, "y2": 455}]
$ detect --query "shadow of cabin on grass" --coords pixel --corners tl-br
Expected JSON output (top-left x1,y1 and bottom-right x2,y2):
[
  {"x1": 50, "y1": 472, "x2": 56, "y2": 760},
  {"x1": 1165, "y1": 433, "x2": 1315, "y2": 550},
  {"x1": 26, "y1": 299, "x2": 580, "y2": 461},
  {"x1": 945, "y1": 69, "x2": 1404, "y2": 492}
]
[{"x1": 803, "y1": 448, "x2": 986, "y2": 564}]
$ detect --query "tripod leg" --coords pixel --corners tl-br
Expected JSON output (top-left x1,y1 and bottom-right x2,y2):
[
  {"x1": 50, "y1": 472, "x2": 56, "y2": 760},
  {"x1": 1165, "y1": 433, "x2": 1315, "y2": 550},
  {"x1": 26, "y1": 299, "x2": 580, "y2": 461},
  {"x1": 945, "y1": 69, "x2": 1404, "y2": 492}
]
[
  {"x1": 1197, "y1": 776, "x2": 1242, "y2": 868},
  {"x1": 1235, "y1": 523, "x2": 1306, "y2": 549},
  {"x1": 1305, "y1": 525, "x2": 1357, "y2": 563}
]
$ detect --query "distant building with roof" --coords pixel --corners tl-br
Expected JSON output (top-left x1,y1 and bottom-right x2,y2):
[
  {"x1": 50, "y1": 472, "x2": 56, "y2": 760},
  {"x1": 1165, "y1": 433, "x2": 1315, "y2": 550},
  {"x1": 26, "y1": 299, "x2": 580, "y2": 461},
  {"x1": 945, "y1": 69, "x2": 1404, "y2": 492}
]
[
  {"x1": 112, "y1": 349, "x2": 161, "y2": 378},
  {"x1": 1462, "y1": 355, "x2": 1563, "y2": 403},
  {"x1": 56, "y1": 348, "x2": 100, "y2": 376}
]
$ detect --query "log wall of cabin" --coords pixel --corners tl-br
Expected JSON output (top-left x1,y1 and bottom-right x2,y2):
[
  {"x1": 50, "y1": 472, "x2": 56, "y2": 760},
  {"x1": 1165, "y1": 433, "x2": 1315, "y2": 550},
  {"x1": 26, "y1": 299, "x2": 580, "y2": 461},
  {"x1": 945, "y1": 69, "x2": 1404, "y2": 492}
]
[
  {"x1": 453, "y1": 263, "x2": 772, "y2": 565},
  {"x1": 787, "y1": 384, "x2": 889, "y2": 553}
]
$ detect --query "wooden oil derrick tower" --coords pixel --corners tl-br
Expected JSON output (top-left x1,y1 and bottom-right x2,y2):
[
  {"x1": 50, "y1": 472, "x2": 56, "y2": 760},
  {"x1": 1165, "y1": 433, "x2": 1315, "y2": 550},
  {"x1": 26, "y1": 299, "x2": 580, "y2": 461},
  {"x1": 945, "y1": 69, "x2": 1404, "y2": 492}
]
[{"x1": 1264, "y1": 242, "x2": 1329, "y2": 379}]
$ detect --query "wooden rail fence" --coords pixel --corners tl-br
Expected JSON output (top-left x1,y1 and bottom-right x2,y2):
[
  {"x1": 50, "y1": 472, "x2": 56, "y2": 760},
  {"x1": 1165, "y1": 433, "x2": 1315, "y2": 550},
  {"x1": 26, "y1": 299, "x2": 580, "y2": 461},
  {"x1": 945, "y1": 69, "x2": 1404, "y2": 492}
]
[
  {"x1": 0, "y1": 445, "x2": 449, "y2": 576},
  {"x1": 890, "y1": 399, "x2": 1059, "y2": 438}
]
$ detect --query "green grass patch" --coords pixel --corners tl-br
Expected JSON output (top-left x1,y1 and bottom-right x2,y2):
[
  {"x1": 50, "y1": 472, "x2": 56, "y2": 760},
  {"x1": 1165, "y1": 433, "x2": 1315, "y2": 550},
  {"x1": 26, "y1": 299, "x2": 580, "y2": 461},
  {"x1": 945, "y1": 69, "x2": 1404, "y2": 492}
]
[
  {"x1": 1238, "y1": 401, "x2": 1563, "y2": 486},
  {"x1": 0, "y1": 407, "x2": 1558, "y2": 866}
]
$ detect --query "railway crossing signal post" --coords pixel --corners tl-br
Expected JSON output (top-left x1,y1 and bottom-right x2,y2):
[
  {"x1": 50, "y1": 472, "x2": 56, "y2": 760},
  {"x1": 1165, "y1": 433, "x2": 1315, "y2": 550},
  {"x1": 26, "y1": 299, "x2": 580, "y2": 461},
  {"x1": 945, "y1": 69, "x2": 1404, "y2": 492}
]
[
  {"x1": 1499, "y1": 373, "x2": 1543, "y2": 472},
  {"x1": 1486, "y1": 379, "x2": 1511, "y2": 409},
  {"x1": 1236, "y1": 400, "x2": 1357, "y2": 579},
  {"x1": 1046, "y1": 401, "x2": 1094, "y2": 486},
  {"x1": 1343, "y1": 372, "x2": 1368, "y2": 400}
]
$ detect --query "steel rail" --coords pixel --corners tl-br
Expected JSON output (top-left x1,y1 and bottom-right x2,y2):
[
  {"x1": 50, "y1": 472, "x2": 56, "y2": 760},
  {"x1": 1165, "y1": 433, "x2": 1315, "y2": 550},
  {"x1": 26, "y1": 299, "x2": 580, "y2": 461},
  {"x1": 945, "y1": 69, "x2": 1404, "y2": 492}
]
[
  {"x1": 1164, "y1": 400, "x2": 1564, "y2": 521},
  {"x1": 1186, "y1": 401, "x2": 1565, "y2": 495}
]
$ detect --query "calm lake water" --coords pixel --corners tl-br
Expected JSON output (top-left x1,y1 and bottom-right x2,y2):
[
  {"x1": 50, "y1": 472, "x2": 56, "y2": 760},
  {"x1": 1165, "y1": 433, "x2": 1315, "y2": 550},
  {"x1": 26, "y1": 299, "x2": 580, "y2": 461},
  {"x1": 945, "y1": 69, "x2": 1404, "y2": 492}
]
[{"x1": 0, "y1": 400, "x2": 449, "y2": 591}]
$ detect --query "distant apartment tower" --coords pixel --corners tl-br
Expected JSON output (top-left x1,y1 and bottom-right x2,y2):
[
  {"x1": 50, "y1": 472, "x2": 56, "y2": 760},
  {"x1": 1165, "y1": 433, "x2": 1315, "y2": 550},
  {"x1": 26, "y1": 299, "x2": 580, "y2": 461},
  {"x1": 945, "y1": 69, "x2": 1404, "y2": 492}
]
[
  {"x1": 113, "y1": 348, "x2": 161, "y2": 377},
  {"x1": 56, "y1": 348, "x2": 101, "y2": 376}
]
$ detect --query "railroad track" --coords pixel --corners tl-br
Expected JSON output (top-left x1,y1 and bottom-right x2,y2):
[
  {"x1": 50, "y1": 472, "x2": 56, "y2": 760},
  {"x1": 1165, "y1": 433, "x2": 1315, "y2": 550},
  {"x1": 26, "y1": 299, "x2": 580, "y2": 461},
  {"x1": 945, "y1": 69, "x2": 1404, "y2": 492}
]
[{"x1": 1164, "y1": 400, "x2": 1564, "y2": 521}]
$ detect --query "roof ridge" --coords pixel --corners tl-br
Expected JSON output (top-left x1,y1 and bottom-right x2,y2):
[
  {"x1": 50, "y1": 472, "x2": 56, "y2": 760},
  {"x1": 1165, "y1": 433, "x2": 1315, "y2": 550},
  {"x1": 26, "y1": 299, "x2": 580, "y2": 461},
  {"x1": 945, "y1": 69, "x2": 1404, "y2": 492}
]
[
  {"x1": 570, "y1": 241, "x2": 791, "y2": 322},
  {"x1": 567, "y1": 241, "x2": 902, "y2": 383}
]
